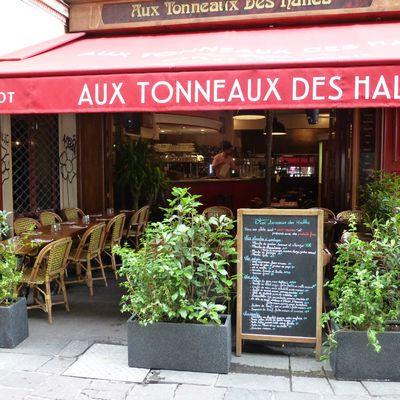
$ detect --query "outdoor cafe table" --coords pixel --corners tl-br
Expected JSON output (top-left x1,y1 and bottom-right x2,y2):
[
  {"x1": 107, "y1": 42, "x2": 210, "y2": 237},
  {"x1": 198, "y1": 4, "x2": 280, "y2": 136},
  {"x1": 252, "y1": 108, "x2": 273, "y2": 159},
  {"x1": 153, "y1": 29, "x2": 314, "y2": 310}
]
[
  {"x1": 3, "y1": 211, "x2": 132, "y2": 255},
  {"x1": 4, "y1": 219, "x2": 100, "y2": 256}
]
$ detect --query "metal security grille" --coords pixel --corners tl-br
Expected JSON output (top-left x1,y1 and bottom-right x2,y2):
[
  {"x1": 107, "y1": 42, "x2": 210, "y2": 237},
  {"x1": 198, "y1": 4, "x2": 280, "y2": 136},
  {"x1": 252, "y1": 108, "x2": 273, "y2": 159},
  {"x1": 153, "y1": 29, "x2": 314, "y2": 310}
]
[{"x1": 11, "y1": 115, "x2": 60, "y2": 215}]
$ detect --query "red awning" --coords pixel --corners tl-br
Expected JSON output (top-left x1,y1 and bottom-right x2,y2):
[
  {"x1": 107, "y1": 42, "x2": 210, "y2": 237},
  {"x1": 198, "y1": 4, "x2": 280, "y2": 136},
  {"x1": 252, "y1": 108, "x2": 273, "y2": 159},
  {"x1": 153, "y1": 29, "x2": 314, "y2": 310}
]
[{"x1": 1, "y1": 22, "x2": 400, "y2": 113}]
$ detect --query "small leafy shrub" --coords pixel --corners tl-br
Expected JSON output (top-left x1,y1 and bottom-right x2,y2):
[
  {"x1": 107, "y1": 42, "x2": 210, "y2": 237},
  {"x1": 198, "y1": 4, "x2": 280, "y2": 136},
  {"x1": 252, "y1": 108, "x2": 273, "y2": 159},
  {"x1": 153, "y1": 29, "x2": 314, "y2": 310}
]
[
  {"x1": 0, "y1": 211, "x2": 20, "y2": 306},
  {"x1": 115, "y1": 187, "x2": 237, "y2": 325},
  {"x1": 322, "y1": 215, "x2": 400, "y2": 353},
  {"x1": 360, "y1": 171, "x2": 400, "y2": 222}
]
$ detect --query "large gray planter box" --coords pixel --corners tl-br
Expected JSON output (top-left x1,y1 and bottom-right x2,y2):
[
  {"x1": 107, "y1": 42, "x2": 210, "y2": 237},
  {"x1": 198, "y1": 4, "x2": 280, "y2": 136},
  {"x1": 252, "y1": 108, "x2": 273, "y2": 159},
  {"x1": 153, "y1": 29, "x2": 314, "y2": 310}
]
[
  {"x1": 127, "y1": 314, "x2": 231, "y2": 373},
  {"x1": 330, "y1": 322, "x2": 400, "y2": 381},
  {"x1": 0, "y1": 297, "x2": 29, "y2": 348}
]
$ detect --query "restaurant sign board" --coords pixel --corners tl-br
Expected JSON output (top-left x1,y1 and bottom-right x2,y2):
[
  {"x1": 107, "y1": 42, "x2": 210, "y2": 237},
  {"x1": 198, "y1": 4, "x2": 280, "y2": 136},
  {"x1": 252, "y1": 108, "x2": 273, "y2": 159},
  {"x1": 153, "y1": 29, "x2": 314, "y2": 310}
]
[
  {"x1": 69, "y1": 0, "x2": 400, "y2": 32},
  {"x1": 3, "y1": 65, "x2": 400, "y2": 113}
]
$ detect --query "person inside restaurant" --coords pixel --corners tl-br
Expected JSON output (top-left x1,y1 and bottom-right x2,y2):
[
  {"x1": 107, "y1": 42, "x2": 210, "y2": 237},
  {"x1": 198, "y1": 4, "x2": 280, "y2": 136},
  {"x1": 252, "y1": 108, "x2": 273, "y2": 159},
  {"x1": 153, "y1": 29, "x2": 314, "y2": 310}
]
[{"x1": 212, "y1": 141, "x2": 237, "y2": 178}]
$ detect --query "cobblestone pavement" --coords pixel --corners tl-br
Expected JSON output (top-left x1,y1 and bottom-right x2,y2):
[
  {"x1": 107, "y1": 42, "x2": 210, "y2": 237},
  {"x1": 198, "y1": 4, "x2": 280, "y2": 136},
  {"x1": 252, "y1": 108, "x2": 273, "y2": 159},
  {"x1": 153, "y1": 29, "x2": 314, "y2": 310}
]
[
  {"x1": 1, "y1": 340, "x2": 399, "y2": 400},
  {"x1": 1, "y1": 278, "x2": 399, "y2": 399}
]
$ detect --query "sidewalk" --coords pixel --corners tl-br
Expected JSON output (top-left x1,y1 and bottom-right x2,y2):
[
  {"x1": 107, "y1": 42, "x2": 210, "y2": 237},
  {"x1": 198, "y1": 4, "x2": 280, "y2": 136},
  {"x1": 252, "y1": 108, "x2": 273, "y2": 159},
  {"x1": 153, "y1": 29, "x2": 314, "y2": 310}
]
[{"x1": 1, "y1": 278, "x2": 399, "y2": 400}]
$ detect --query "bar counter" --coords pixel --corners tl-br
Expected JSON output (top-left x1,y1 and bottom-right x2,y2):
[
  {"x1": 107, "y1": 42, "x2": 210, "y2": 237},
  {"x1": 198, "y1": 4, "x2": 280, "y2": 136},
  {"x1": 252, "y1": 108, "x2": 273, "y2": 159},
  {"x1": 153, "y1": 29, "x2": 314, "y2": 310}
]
[{"x1": 171, "y1": 177, "x2": 266, "y2": 215}]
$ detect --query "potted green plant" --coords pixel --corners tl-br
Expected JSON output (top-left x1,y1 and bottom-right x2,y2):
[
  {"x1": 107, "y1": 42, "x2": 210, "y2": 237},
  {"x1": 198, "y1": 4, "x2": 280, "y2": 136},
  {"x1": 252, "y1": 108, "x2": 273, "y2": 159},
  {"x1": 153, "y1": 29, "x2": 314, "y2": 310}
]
[
  {"x1": 0, "y1": 211, "x2": 29, "y2": 348},
  {"x1": 322, "y1": 212, "x2": 400, "y2": 381},
  {"x1": 360, "y1": 170, "x2": 400, "y2": 222},
  {"x1": 114, "y1": 139, "x2": 167, "y2": 211},
  {"x1": 115, "y1": 187, "x2": 236, "y2": 373}
]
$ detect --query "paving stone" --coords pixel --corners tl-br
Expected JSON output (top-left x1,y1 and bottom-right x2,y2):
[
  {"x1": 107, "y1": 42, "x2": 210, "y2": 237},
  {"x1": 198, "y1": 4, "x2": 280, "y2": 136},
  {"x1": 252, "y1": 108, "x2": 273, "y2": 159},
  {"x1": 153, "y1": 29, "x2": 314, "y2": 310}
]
[
  {"x1": 91, "y1": 390, "x2": 127, "y2": 400},
  {"x1": 362, "y1": 381, "x2": 400, "y2": 396},
  {"x1": 127, "y1": 383, "x2": 177, "y2": 400},
  {"x1": 320, "y1": 395, "x2": 371, "y2": 400},
  {"x1": 290, "y1": 356, "x2": 324, "y2": 372},
  {"x1": 63, "y1": 343, "x2": 148, "y2": 383},
  {"x1": 274, "y1": 392, "x2": 320, "y2": 400},
  {"x1": 83, "y1": 380, "x2": 134, "y2": 400},
  {"x1": 75, "y1": 388, "x2": 99, "y2": 399},
  {"x1": 231, "y1": 353, "x2": 289, "y2": 370},
  {"x1": 375, "y1": 396, "x2": 400, "y2": 400},
  {"x1": 329, "y1": 379, "x2": 369, "y2": 396},
  {"x1": 174, "y1": 384, "x2": 226, "y2": 400},
  {"x1": 291, "y1": 376, "x2": 333, "y2": 395},
  {"x1": 0, "y1": 353, "x2": 51, "y2": 371},
  {"x1": 216, "y1": 373, "x2": 290, "y2": 392},
  {"x1": 153, "y1": 370, "x2": 218, "y2": 386},
  {"x1": 87, "y1": 380, "x2": 134, "y2": 392},
  {"x1": 0, "y1": 371, "x2": 50, "y2": 389},
  {"x1": 0, "y1": 336, "x2": 69, "y2": 356},
  {"x1": 30, "y1": 375, "x2": 90, "y2": 399},
  {"x1": 36, "y1": 356, "x2": 77, "y2": 375},
  {"x1": 224, "y1": 387, "x2": 274, "y2": 400},
  {"x1": 0, "y1": 386, "x2": 31, "y2": 400},
  {"x1": 58, "y1": 340, "x2": 93, "y2": 357}
]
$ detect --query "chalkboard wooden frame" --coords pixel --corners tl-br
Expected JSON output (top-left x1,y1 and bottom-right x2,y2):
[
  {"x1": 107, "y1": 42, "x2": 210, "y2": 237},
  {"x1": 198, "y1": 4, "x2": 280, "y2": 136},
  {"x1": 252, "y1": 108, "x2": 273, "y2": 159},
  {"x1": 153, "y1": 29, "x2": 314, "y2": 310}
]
[{"x1": 236, "y1": 208, "x2": 324, "y2": 360}]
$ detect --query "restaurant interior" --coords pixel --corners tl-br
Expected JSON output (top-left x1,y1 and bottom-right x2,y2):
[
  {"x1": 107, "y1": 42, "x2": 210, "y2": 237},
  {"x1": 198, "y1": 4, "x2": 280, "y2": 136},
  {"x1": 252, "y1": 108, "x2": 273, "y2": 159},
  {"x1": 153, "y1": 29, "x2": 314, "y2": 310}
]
[
  {"x1": 110, "y1": 107, "x2": 378, "y2": 215},
  {"x1": 5, "y1": 106, "x2": 378, "y2": 323}
]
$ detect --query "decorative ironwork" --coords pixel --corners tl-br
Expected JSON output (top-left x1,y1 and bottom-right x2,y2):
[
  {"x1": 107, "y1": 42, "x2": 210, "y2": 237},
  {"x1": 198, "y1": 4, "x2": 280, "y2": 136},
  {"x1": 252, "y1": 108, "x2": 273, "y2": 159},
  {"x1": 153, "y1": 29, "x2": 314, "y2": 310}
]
[
  {"x1": 1, "y1": 132, "x2": 10, "y2": 184},
  {"x1": 11, "y1": 115, "x2": 60, "y2": 214}
]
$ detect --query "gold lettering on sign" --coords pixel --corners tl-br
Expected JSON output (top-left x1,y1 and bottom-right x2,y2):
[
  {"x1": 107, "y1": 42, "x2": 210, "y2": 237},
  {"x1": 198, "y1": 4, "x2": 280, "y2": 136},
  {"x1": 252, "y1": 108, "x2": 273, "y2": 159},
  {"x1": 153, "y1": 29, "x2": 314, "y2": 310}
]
[
  {"x1": 164, "y1": 1, "x2": 240, "y2": 16},
  {"x1": 131, "y1": 3, "x2": 160, "y2": 18},
  {"x1": 280, "y1": 0, "x2": 332, "y2": 10},
  {"x1": 244, "y1": 0, "x2": 275, "y2": 10}
]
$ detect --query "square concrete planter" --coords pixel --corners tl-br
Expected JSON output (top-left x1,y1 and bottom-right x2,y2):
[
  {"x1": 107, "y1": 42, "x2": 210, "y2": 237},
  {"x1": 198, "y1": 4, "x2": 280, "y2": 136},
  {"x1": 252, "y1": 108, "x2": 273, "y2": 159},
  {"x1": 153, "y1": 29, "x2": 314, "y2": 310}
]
[
  {"x1": 127, "y1": 314, "x2": 231, "y2": 373},
  {"x1": 0, "y1": 297, "x2": 29, "y2": 348},
  {"x1": 330, "y1": 322, "x2": 400, "y2": 381}
]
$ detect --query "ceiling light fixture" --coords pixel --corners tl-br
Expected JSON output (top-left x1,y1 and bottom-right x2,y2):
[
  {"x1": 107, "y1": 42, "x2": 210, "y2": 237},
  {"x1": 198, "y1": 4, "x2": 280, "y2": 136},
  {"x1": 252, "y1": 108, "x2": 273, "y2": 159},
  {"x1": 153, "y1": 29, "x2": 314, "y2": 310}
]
[
  {"x1": 232, "y1": 110, "x2": 266, "y2": 121},
  {"x1": 269, "y1": 117, "x2": 287, "y2": 136}
]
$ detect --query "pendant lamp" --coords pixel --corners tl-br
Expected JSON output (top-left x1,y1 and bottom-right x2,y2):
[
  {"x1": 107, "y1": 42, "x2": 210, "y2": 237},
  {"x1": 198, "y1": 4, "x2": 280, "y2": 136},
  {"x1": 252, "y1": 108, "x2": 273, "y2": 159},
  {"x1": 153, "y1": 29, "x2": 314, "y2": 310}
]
[
  {"x1": 232, "y1": 110, "x2": 266, "y2": 120},
  {"x1": 272, "y1": 117, "x2": 287, "y2": 136}
]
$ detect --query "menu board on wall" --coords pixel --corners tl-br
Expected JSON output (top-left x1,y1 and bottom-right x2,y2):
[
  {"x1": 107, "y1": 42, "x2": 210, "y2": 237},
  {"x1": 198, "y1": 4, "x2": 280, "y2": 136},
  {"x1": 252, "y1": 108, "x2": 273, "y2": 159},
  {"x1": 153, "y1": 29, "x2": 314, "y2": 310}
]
[
  {"x1": 236, "y1": 209, "x2": 323, "y2": 358},
  {"x1": 359, "y1": 108, "x2": 377, "y2": 186}
]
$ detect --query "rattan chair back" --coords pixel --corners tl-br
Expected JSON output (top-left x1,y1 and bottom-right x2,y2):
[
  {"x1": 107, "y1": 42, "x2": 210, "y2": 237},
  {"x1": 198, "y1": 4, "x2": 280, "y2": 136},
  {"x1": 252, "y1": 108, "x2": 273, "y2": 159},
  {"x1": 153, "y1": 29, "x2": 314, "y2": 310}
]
[
  {"x1": 39, "y1": 211, "x2": 63, "y2": 226},
  {"x1": 67, "y1": 222, "x2": 107, "y2": 295},
  {"x1": 336, "y1": 210, "x2": 366, "y2": 223},
  {"x1": 19, "y1": 237, "x2": 72, "y2": 324},
  {"x1": 309, "y1": 207, "x2": 335, "y2": 222},
  {"x1": 34, "y1": 237, "x2": 72, "y2": 280},
  {"x1": 124, "y1": 205, "x2": 150, "y2": 249},
  {"x1": 104, "y1": 213, "x2": 126, "y2": 249},
  {"x1": 63, "y1": 207, "x2": 85, "y2": 221},
  {"x1": 75, "y1": 222, "x2": 106, "y2": 259},
  {"x1": 102, "y1": 213, "x2": 126, "y2": 278},
  {"x1": 202, "y1": 206, "x2": 234, "y2": 219},
  {"x1": 127, "y1": 205, "x2": 150, "y2": 236},
  {"x1": 14, "y1": 217, "x2": 41, "y2": 235}
]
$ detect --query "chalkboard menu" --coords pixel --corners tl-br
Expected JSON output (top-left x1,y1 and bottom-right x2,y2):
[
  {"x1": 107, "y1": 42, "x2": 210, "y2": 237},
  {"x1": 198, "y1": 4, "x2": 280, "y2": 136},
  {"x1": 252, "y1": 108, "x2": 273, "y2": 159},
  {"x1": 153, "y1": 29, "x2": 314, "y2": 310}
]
[
  {"x1": 359, "y1": 109, "x2": 377, "y2": 186},
  {"x1": 236, "y1": 209, "x2": 323, "y2": 358}
]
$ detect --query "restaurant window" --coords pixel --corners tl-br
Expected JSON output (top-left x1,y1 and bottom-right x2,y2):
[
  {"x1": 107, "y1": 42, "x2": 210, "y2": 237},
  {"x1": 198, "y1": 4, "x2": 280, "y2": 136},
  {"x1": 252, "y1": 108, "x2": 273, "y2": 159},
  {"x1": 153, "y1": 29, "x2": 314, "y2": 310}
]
[{"x1": 11, "y1": 115, "x2": 60, "y2": 215}]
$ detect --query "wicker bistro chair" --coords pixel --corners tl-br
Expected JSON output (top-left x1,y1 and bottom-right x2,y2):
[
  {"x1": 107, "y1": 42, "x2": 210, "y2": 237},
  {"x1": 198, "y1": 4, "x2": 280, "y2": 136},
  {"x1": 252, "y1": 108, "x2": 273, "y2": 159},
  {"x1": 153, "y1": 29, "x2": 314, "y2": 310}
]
[
  {"x1": 16, "y1": 237, "x2": 72, "y2": 324},
  {"x1": 66, "y1": 222, "x2": 107, "y2": 296},
  {"x1": 202, "y1": 206, "x2": 234, "y2": 220},
  {"x1": 123, "y1": 205, "x2": 150, "y2": 250},
  {"x1": 63, "y1": 207, "x2": 85, "y2": 222},
  {"x1": 102, "y1": 213, "x2": 126, "y2": 278},
  {"x1": 14, "y1": 217, "x2": 41, "y2": 236},
  {"x1": 309, "y1": 207, "x2": 335, "y2": 222},
  {"x1": 336, "y1": 210, "x2": 367, "y2": 224},
  {"x1": 39, "y1": 211, "x2": 63, "y2": 226}
]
